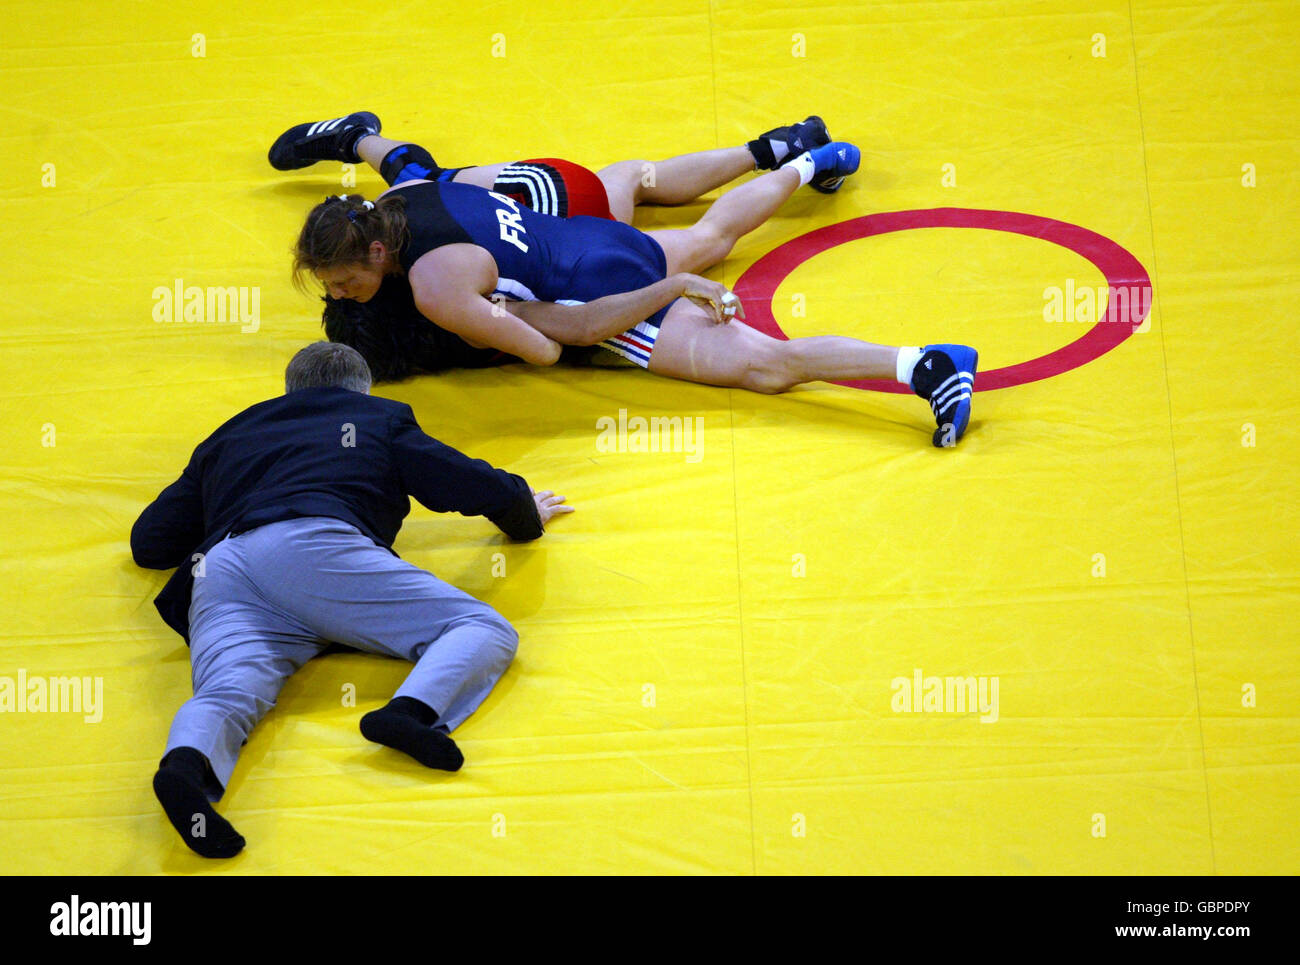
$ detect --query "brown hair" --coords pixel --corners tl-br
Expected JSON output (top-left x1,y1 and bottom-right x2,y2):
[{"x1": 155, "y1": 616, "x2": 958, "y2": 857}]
[{"x1": 291, "y1": 194, "x2": 409, "y2": 293}]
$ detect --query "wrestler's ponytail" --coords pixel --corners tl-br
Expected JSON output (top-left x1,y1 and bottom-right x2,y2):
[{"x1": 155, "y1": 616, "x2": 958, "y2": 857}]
[{"x1": 291, "y1": 194, "x2": 409, "y2": 293}]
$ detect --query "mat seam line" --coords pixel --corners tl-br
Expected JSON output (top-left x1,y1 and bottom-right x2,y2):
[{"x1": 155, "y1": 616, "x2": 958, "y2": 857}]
[
  {"x1": 1127, "y1": 0, "x2": 1216, "y2": 875},
  {"x1": 706, "y1": 0, "x2": 758, "y2": 877}
]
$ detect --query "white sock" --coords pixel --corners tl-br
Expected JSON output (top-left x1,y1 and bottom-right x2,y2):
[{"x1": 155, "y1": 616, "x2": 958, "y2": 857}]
[
  {"x1": 895, "y1": 346, "x2": 924, "y2": 385},
  {"x1": 789, "y1": 152, "x2": 817, "y2": 186}
]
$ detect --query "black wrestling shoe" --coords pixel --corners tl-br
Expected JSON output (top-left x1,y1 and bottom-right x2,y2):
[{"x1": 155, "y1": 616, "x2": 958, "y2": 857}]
[
  {"x1": 748, "y1": 115, "x2": 832, "y2": 170},
  {"x1": 267, "y1": 111, "x2": 382, "y2": 170}
]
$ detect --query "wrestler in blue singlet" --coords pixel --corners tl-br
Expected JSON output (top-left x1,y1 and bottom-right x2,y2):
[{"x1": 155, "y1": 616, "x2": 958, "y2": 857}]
[{"x1": 391, "y1": 180, "x2": 672, "y2": 327}]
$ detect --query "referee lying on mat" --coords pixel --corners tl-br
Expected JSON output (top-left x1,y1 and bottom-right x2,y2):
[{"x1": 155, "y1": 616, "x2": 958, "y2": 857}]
[{"x1": 130, "y1": 341, "x2": 572, "y2": 858}]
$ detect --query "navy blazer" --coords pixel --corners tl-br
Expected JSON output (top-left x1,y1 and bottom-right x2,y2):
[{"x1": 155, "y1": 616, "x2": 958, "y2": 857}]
[{"x1": 131, "y1": 386, "x2": 542, "y2": 641}]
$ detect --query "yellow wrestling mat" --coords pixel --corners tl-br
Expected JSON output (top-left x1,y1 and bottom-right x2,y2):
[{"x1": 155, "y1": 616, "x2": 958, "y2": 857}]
[{"x1": 1, "y1": 0, "x2": 1296, "y2": 875}]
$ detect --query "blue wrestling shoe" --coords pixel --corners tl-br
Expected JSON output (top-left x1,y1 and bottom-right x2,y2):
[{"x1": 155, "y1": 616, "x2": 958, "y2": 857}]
[
  {"x1": 268, "y1": 111, "x2": 382, "y2": 170},
  {"x1": 808, "y1": 141, "x2": 861, "y2": 193},
  {"x1": 910, "y1": 344, "x2": 978, "y2": 447}
]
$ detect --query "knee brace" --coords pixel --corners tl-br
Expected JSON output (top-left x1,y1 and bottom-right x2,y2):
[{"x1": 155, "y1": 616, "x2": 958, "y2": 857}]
[{"x1": 379, "y1": 142, "x2": 448, "y2": 186}]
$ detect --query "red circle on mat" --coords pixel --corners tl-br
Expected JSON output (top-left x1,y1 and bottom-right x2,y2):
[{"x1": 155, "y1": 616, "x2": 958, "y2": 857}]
[{"x1": 731, "y1": 208, "x2": 1153, "y2": 392}]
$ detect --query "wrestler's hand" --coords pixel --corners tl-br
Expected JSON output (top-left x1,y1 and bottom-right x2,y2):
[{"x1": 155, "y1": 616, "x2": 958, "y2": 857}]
[
  {"x1": 679, "y1": 274, "x2": 743, "y2": 324},
  {"x1": 534, "y1": 490, "x2": 575, "y2": 526}
]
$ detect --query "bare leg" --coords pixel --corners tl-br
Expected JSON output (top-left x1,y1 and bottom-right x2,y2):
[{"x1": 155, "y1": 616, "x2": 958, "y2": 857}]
[
  {"x1": 353, "y1": 134, "x2": 501, "y2": 188},
  {"x1": 451, "y1": 163, "x2": 509, "y2": 189},
  {"x1": 648, "y1": 298, "x2": 900, "y2": 393},
  {"x1": 357, "y1": 135, "x2": 758, "y2": 225},
  {"x1": 646, "y1": 166, "x2": 802, "y2": 276},
  {"x1": 355, "y1": 134, "x2": 407, "y2": 171},
  {"x1": 597, "y1": 147, "x2": 755, "y2": 223}
]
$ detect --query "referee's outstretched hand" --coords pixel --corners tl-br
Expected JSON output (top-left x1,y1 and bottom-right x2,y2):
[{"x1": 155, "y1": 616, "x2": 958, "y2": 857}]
[{"x1": 534, "y1": 490, "x2": 575, "y2": 526}]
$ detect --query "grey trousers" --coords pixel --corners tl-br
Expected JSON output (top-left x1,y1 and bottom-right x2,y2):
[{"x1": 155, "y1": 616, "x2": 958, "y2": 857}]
[{"x1": 164, "y1": 516, "x2": 518, "y2": 799}]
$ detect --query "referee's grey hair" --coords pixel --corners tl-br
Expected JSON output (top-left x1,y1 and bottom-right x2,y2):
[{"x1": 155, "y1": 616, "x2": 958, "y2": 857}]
[{"x1": 284, "y1": 341, "x2": 372, "y2": 395}]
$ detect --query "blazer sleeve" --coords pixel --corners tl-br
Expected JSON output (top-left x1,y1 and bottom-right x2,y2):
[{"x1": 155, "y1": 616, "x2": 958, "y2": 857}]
[
  {"x1": 131, "y1": 463, "x2": 206, "y2": 569},
  {"x1": 388, "y1": 408, "x2": 543, "y2": 541}
]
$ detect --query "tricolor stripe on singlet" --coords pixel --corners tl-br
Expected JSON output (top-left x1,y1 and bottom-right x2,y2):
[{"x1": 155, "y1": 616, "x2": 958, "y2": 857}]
[
  {"x1": 490, "y1": 294, "x2": 659, "y2": 368},
  {"x1": 601, "y1": 321, "x2": 659, "y2": 367},
  {"x1": 552, "y1": 299, "x2": 658, "y2": 367}
]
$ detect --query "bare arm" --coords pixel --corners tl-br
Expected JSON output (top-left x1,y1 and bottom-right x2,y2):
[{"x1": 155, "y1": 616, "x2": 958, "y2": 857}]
[
  {"x1": 409, "y1": 244, "x2": 563, "y2": 366},
  {"x1": 505, "y1": 273, "x2": 741, "y2": 346}
]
